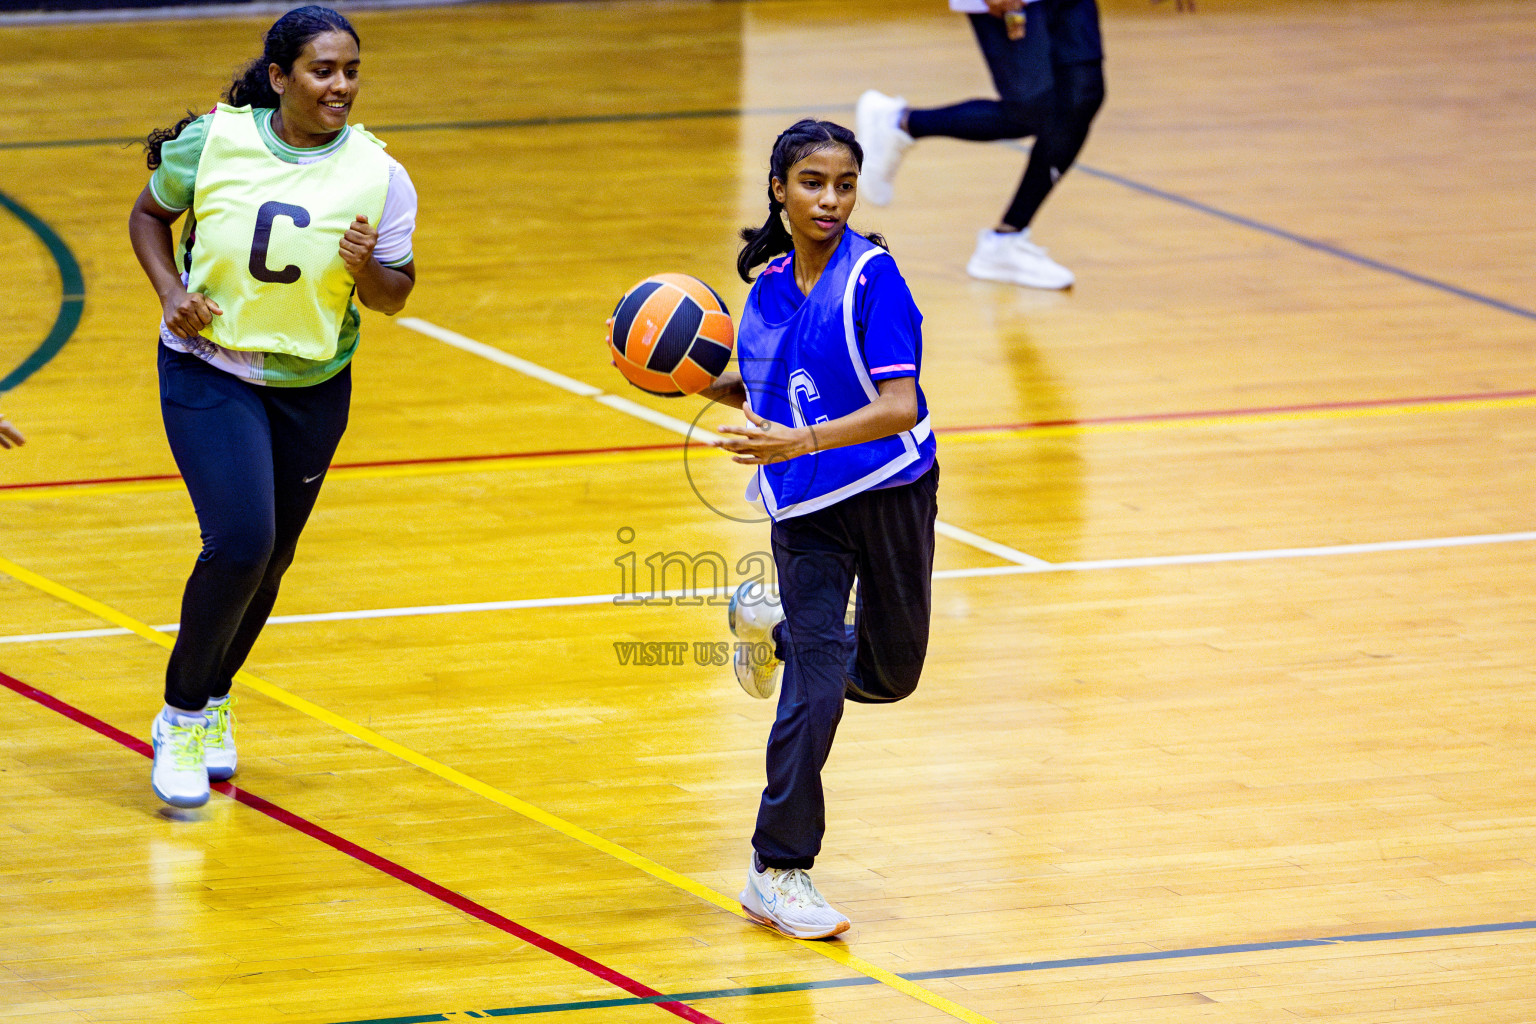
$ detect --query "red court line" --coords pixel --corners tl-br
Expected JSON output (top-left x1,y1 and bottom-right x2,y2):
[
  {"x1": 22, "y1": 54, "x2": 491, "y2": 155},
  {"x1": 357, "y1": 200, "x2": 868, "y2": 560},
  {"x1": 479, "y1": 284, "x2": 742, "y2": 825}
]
[
  {"x1": 0, "y1": 668, "x2": 723, "y2": 1024},
  {"x1": 8, "y1": 388, "x2": 1535, "y2": 494},
  {"x1": 0, "y1": 441, "x2": 692, "y2": 493},
  {"x1": 0, "y1": 470, "x2": 184, "y2": 491},
  {"x1": 333, "y1": 440, "x2": 695, "y2": 470}
]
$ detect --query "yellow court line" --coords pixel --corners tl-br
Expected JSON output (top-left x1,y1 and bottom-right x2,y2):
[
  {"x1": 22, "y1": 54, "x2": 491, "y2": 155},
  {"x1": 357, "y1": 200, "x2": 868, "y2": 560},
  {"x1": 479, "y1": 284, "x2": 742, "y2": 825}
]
[
  {"x1": 0, "y1": 480, "x2": 188, "y2": 502},
  {"x1": 0, "y1": 553, "x2": 997, "y2": 1024},
  {"x1": 7, "y1": 395, "x2": 1536, "y2": 505}
]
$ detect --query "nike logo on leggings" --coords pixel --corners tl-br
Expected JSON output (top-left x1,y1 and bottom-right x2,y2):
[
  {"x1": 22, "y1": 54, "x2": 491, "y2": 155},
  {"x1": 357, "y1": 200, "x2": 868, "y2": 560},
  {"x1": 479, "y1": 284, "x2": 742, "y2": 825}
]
[{"x1": 302, "y1": 471, "x2": 325, "y2": 484}]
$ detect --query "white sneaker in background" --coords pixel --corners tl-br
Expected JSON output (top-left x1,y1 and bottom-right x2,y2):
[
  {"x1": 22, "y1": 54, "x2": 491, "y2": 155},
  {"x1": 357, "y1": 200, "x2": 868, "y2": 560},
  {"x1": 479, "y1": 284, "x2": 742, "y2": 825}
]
[
  {"x1": 855, "y1": 90, "x2": 913, "y2": 207},
  {"x1": 739, "y1": 855, "x2": 851, "y2": 940},
  {"x1": 966, "y1": 228, "x2": 1076, "y2": 290}
]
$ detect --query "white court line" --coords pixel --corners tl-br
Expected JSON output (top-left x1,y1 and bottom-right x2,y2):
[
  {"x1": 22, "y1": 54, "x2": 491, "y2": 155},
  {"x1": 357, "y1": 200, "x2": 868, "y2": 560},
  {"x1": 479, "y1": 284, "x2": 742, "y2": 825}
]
[
  {"x1": 592, "y1": 394, "x2": 697, "y2": 439},
  {"x1": 399, "y1": 318, "x2": 603, "y2": 398},
  {"x1": 399, "y1": 316, "x2": 1043, "y2": 563},
  {"x1": 933, "y1": 521, "x2": 1052, "y2": 568},
  {"x1": 7, "y1": 530, "x2": 1534, "y2": 647},
  {"x1": 0, "y1": 592, "x2": 643, "y2": 646},
  {"x1": 929, "y1": 530, "x2": 1536, "y2": 578}
]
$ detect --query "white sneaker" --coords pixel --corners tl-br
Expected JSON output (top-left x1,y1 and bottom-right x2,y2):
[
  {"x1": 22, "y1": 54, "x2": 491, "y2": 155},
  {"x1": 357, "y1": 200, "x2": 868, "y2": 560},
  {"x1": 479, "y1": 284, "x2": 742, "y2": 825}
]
[
  {"x1": 204, "y1": 695, "x2": 237, "y2": 781},
  {"x1": 966, "y1": 228, "x2": 1075, "y2": 289},
  {"x1": 151, "y1": 710, "x2": 210, "y2": 808},
  {"x1": 728, "y1": 580, "x2": 784, "y2": 699},
  {"x1": 855, "y1": 90, "x2": 913, "y2": 207},
  {"x1": 740, "y1": 855, "x2": 851, "y2": 940}
]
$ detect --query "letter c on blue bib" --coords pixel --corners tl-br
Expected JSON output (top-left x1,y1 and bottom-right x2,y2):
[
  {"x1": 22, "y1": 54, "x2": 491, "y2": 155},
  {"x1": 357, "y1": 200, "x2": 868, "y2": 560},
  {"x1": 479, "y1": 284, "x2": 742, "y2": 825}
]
[
  {"x1": 789, "y1": 368, "x2": 831, "y2": 428},
  {"x1": 249, "y1": 201, "x2": 311, "y2": 284}
]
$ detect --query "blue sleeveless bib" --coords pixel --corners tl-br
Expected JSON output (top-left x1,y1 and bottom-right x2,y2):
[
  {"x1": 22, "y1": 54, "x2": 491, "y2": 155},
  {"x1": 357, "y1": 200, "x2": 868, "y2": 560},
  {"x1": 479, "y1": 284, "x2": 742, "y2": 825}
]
[{"x1": 738, "y1": 230, "x2": 934, "y2": 520}]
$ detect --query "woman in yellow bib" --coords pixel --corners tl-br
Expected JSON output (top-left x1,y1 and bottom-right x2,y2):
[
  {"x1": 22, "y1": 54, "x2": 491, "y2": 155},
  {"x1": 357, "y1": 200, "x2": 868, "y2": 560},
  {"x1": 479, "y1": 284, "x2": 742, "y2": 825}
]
[{"x1": 128, "y1": 6, "x2": 417, "y2": 809}]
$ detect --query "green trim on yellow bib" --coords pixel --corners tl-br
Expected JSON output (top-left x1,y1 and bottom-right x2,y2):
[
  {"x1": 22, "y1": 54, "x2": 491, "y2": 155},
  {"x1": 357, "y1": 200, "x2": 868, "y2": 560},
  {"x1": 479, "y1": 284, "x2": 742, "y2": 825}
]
[{"x1": 187, "y1": 104, "x2": 390, "y2": 365}]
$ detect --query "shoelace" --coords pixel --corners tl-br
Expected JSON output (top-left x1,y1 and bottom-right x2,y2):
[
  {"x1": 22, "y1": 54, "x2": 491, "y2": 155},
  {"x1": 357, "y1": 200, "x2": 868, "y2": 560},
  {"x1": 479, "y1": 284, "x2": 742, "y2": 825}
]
[
  {"x1": 770, "y1": 868, "x2": 828, "y2": 909},
  {"x1": 207, "y1": 699, "x2": 235, "y2": 746},
  {"x1": 166, "y1": 723, "x2": 206, "y2": 769}
]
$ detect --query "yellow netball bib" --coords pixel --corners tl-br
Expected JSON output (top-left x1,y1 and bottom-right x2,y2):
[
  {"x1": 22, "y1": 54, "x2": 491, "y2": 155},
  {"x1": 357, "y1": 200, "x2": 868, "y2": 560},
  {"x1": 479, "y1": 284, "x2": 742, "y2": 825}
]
[{"x1": 187, "y1": 104, "x2": 391, "y2": 361}]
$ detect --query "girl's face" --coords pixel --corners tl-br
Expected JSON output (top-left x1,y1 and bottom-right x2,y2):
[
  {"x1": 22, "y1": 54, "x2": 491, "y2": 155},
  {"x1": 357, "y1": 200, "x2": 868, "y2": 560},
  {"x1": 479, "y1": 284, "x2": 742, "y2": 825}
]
[
  {"x1": 270, "y1": 30, "x2": 361, "y2": 143},
  {"x1": 772, "y1": 145, "x2": 860, "y2": 247}
]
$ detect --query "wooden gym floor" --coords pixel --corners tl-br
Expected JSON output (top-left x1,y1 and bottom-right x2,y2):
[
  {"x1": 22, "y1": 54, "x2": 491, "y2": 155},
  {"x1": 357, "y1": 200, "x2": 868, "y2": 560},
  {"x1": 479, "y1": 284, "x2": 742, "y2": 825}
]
[{"x1": 2, "y1": 1, "x2": 1534, "y2": 1021}]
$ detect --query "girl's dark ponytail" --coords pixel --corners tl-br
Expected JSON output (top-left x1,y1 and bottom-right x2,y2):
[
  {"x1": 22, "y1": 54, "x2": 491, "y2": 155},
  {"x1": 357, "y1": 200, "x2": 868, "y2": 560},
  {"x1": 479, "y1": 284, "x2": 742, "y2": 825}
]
[
  {"x1": 736, "y1": 118, "x2": 887, "y2": 282},
  {"x1": 736, "y1": 196, "x2": 796, "y2": 283},
  {"x1": 143, "y1": 5, "x2": 359, "y2": 170}
]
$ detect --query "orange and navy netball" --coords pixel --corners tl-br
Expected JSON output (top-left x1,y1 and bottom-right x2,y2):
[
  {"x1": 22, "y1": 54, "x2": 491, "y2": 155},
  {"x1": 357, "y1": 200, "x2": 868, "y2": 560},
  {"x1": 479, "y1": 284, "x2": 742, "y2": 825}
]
[{"x1": 606, "y1": 273, "x2": 734, "y2": 397}]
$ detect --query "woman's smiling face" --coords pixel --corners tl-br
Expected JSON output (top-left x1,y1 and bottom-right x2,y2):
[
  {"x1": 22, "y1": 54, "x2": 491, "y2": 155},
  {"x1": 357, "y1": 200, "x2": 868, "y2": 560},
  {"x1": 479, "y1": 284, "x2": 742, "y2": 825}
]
[
  {"x1": 772, "y1": 144, "x2": 860, "y2": 248},
  {"x1": 270, "y1": 29, "x2": 361, "y2": 145}
]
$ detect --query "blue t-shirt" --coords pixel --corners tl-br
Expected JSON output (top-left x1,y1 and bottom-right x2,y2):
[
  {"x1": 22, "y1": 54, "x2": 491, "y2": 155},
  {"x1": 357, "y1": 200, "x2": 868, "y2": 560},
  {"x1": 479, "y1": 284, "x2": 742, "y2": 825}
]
[{"x1": 754, "y1": 249, "x2": 934, "y2": 487}]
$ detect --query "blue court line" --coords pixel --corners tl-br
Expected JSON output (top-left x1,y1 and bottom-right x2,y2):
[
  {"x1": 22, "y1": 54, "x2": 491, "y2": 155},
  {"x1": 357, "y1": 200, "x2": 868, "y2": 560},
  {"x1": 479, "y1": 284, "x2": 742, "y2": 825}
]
[
  {"x1": 1071, "y1": 162, "x2": 1536, "y2": 322},
  {"x1": 330, "y1": 917, "x2": 1536, "y2": 1023},
  {"x1": 0, "y1": 188, "x2": 85, "y2": 393}
]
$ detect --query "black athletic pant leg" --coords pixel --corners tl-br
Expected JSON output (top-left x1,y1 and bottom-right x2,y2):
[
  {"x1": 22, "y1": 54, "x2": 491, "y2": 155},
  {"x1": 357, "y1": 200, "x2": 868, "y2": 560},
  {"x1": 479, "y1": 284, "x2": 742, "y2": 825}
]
[
  {"x1": 844, "y1": 463, "x2": 938, "y2": 704},
  {"x1": 905, "y1": 10, "x2": 1055, "y2": 144},
  {"x1": 1003, "y1": 60, "x2": 1104, "y2": 229}
]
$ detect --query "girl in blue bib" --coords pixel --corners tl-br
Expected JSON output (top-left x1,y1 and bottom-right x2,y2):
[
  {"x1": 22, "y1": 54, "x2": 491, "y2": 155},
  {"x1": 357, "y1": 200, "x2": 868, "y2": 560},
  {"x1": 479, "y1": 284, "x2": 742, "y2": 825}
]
[{"x1": 702, "y1": 119, "x2": 939, "y2": 940}]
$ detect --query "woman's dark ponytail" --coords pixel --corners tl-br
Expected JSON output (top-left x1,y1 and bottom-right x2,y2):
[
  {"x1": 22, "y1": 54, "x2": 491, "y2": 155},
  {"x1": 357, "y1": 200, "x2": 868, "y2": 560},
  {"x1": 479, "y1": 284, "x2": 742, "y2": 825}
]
[
  {"x1": 736, "y1": 118, "x2": 887, "y2": 282},
  {"x1": 143, "y1": 5, "x2": 360, "y2": 169},
  {"x1": 145, "y1": 111, "x2": 198, "y2": 170},
  {"x1": 226, "y1": 54, "x2": 281, "y2": 110}
]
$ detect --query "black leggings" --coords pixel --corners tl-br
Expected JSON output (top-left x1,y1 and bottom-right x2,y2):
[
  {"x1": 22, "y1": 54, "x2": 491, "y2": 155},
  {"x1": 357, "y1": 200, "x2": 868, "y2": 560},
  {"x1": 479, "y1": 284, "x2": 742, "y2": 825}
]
[
  {"x1": 158, "y1": 345, "x2": 350, "y2": 711},
  {"x1": 907, "y1": 4, "x2": 1106, "y2": 229}
]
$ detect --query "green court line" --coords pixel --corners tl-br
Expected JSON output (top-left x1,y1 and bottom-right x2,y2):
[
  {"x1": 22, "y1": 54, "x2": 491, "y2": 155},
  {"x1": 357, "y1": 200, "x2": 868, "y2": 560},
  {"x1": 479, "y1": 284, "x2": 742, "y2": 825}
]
[{"x1": 0, "y1": 188, "x2": 85, "y2": 393}]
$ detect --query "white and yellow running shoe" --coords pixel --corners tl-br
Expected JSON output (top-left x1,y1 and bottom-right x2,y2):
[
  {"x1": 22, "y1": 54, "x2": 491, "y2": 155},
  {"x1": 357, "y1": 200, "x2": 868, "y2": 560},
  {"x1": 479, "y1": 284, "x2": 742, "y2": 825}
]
[{"x1": 151, "y1": 710, "x2": 209, "y2": 808}]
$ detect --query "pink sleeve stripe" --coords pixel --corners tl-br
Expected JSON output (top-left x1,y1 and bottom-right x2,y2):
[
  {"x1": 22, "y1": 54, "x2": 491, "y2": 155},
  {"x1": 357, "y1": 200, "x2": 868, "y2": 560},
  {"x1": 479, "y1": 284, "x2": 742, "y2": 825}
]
[{"x1": 869, "y1": 363, "x2": 917, "y2": 375}]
